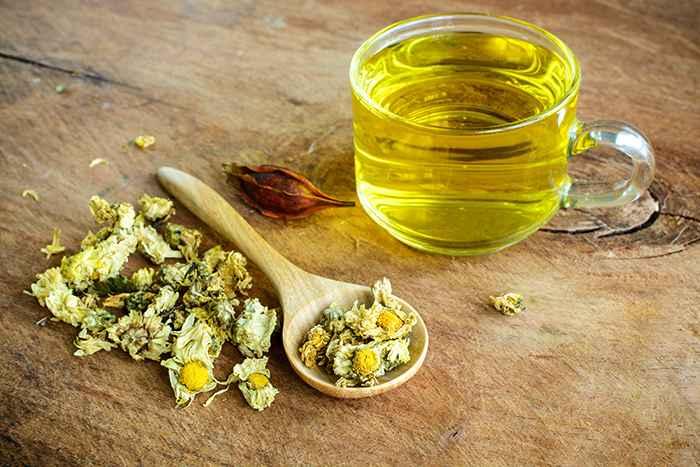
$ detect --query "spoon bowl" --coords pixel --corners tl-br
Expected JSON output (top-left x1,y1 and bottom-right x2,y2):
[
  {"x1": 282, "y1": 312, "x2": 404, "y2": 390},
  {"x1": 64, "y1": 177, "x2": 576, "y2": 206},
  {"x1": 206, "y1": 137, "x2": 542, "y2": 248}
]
[{"x1": 157, "y1": 167, "x2": 428, "y2": 398}]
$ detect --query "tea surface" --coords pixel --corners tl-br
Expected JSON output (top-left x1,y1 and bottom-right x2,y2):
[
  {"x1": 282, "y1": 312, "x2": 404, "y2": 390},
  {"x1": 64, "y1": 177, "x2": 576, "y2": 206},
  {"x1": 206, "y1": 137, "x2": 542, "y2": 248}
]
[{"x1": 353, "y1": 32, "x2": 577, "y2": 254}]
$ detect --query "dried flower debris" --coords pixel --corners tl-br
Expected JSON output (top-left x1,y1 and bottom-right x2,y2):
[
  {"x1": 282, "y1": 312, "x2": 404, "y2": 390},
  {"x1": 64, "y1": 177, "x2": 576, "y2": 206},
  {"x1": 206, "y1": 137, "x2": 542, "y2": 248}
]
[
  {"x1": 89, "y1": 158, "x2": 108, "y2": 168},
  {"x1": 22, "y1": 189, "x2": 40, "y2": 202},
  {"x1": 298, "y1": 278, "x2": 416, "y2": 387},
  {"x1": 133, "y1": 135, "x2": 156, "y2": 149},
  {"x1": 40, "y1": 228, "x2": 66, "y2": 259},
  {"x1": 27, "y1": 194, "x2": 279, "y2": 410},
  {"x1": 489, "y1": 292, "x2": 526, "y2": 316}
]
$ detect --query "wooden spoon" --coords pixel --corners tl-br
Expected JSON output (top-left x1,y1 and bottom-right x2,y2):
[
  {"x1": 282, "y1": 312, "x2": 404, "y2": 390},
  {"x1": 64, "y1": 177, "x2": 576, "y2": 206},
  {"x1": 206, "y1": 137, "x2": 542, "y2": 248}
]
[{"x1": 157, "y1": 167, "x2": 428, "y2": 398}]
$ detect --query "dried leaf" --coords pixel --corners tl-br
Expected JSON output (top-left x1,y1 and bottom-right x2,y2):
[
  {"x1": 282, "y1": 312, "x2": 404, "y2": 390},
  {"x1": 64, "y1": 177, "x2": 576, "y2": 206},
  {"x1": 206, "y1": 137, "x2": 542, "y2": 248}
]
[{"x1": 223, "y1": 163, "x2": 354, "y2": 219}]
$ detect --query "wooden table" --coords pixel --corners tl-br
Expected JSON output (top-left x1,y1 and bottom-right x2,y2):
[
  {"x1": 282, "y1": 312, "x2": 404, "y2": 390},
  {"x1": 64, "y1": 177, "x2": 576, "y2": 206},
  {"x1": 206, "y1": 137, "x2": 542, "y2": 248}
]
[{"x1": 1, "y1": 1, "x2": 698, "y2": 465}]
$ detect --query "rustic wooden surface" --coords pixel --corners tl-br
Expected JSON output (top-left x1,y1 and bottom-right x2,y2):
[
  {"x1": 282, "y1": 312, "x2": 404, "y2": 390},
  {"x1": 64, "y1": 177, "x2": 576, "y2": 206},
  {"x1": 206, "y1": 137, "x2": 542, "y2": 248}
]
[{"x1": 1, "y1": 0, "x2": 698, "y2": 465}]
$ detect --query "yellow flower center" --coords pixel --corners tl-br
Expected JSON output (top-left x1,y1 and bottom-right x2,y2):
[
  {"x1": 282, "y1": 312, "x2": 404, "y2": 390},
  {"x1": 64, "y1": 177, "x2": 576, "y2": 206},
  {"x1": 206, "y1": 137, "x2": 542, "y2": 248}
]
[
  {"x1": 353, "y1": 348, "x2": 379, "y2": 376},
  {"x1": 248, "y1": 372, "x2": 269, "y2": 390},
  {"x1": 377, "y1": 310, "x2": 403, "y2": 334},
  {"x1": 180, "y1": 360, "x2": 209, "y2": 391}
]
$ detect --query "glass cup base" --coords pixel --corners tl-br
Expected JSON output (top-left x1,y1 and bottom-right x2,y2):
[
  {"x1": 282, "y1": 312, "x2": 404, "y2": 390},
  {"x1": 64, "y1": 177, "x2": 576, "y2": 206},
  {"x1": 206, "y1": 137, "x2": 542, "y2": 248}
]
[{"x1": 358, "y1": 196, "x2": 546, "y2": 256}]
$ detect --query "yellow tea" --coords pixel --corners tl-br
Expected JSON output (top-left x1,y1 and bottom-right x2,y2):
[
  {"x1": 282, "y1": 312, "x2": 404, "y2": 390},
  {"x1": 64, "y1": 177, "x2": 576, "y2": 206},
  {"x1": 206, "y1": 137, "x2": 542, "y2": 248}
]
[{"x1": 352, "y1": 32, "x2": 578, "y2": 254}]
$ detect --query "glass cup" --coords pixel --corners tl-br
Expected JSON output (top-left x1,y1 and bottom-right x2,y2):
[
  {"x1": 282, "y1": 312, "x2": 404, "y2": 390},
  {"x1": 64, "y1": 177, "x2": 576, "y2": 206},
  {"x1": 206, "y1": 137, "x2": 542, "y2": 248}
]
[{"x1": 350, "y1": 13, "x2": 655, "y2": 255}]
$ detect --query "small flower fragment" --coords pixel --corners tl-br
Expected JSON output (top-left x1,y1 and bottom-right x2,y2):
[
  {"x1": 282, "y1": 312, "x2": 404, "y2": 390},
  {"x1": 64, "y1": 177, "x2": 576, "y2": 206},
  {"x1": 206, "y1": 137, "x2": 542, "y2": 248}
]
[
  {"x1": 133, "y1": 135, "x2": 156, "y2": 149},
  {"x1": 223, "y1": 163, "x2": 355, "y2": 219},
  {"x1": 22, "y1": 189, "x2": 40, "y2": 202},
  {"x1": 235, "y1": 298, "x2": 277, "y2": 357},
  {"x1": 41, "y1": 228, "x2": 66, "y2": 259},
  {"x1": 232, "y1": 357, "x2": 278, "y2": 411},
  {"x1": 89, "y1": 158, "x2": 108, "y2": 168},
  {"x1": 489, "y1": 292, "x2": 526, "y2": 316},
  {"x1": 161, "y1": 314, "x2": 217, "y2": 407}
]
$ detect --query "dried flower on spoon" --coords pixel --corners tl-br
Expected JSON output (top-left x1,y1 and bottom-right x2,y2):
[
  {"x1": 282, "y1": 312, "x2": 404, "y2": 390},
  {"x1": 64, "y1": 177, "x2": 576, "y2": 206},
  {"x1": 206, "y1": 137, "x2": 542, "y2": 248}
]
[
  {"x1": 223, "y1": 163, "x2": 355, "y2": 219},
  {"x1": 298, "y1": 278, "x2": 416, "y2": 387}
]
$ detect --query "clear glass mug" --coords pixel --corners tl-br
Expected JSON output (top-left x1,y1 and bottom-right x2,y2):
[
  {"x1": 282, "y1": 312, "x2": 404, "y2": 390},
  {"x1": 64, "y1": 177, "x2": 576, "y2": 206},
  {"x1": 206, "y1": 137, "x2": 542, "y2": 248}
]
[{"x1": 350, "y1": 14, "x2": 655, "y2": 255}]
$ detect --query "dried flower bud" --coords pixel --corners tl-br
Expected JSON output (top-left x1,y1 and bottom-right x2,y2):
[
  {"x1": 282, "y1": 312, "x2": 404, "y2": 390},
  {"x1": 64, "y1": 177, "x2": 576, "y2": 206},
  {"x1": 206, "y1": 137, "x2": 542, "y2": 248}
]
[{"x1": 224, "y1": 163, "x2": 355, "y2": 219}]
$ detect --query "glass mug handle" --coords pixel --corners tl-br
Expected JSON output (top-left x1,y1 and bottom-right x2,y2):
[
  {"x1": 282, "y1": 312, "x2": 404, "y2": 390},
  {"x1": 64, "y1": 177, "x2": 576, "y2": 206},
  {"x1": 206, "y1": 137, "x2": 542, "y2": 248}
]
[{"x1": 562, "y1": 120, "x2": 655, "y2": 208}]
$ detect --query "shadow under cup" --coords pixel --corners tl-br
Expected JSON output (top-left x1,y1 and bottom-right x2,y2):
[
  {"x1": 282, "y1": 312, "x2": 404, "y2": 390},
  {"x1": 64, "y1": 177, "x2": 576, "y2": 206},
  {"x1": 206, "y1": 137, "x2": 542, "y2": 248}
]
[{"x1": 350, "y1": 14, "x2": 654, "y2": 255}]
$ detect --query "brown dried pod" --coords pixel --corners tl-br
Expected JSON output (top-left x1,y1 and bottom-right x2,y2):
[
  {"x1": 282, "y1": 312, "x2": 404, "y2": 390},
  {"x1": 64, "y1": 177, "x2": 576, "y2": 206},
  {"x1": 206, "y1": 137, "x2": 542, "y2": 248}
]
[{"x1": 223, "y1": 163, "x2": 355, "y2": 219}]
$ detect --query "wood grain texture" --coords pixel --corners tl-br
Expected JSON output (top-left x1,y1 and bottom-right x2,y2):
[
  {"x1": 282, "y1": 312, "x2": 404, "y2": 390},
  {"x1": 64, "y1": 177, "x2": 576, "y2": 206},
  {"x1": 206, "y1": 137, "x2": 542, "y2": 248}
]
[{"x1": 0, "y1": 0, "x2": 698, "y2": 465}]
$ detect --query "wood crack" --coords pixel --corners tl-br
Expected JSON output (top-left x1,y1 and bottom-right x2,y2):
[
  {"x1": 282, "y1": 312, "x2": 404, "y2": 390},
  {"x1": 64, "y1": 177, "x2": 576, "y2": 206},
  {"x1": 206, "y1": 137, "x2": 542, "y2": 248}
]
[
  {"x1": 542, "y1": 190, "x2": 663, "y2": 238},
  {"x1": 596, "y1": 190, "x2": 662, "y2": 238},
  {"x1": 0, "y1": 51, "x2": 140, "y2": 90}
]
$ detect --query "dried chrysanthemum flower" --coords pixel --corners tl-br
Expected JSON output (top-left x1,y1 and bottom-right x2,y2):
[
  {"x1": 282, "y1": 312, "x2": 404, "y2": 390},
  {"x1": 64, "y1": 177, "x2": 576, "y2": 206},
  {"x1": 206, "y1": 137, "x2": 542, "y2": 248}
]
[
  {"x1": 133, "y1": 135, "x2": 156, "y2": 150},
  {"x1": 298, "y1": 324, "x2": 330, "y2": 368},
  {"x1": 138, "y1": 194, "x2": 173, "y2": 223},
  {"x1": 217, "y1": 251, "x2": 252, "y2": 298},
  {"x1": 74, "y1": 308, "x2": 117, "y2": 356},
  {"x1": 41, "y1": 228, "x2": 66, "y2": 259},
  {"x1": 88, "y1": 196, "x2": 135, "y2": 228},
  {"x1": 59, "y1": 198, "x2": 138, "y2": 290},
  {"x1": 161, "y1": 314, "x2": 217, "y2": 407},
  {"x1": 163, "y1": 223, "x2": 201, "y2": 261},
  {"x1": 235, "y1": 298, "x2": 277, "y2": 357},
  {"x1": 333, "y1": 342, "x2": 385, "y2": 387},
  {"x1": 80, "y1": 227, "x2": 111, "y2": 250},
  {"x1": 107, "y1": 309, "x2": 172, "y2": 361},
  {"x1": 29, "y1": 267, "x2": 90, "y2": 326},
  {"x1": 231, "y1": 357, "x2": 278, "y2": 411},
  {"x1": 196, "y1": 299, "x2": 237, "y2": 345},
  {"x1": 489, "y1": 292, "x2": 526, "y2": 316},
  {"x1": 61, "y1": 234, "x2": 138, "y2": 290},
  {"x1": 202, "y1": 245, "x2": 226, "y2": 271},
  {"x1": 131, "y1": 267, "x2": 155, "y2": 290},
  {"x1": 381, "y1": 338, "x2": 411, "y2": 371},
  {"x1": 145, "y1": 285, "x2": 179, "y2": 315},
  {"x1": 135, "y1": 215, "x2": 182, "y2": 264},
  {"x1": 158, "y1": 262, "x2": 193, "y2": 288},
  {"x1": 344, "y1": 279, "x2": 415, "y2": 341}
]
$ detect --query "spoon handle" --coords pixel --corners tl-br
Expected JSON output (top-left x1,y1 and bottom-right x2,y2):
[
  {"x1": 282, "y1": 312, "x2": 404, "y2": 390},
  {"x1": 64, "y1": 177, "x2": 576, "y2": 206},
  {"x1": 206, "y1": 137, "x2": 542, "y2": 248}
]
[{"x1": 157, "y1": 167, "x2": 303, "y2": 292}]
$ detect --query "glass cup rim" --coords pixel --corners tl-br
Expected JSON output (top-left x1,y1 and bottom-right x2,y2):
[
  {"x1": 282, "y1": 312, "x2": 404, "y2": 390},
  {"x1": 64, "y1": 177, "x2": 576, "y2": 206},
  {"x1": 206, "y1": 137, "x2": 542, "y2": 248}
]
[{"x1": 349, "y1": 13, "x2": 582, "y2": 135}]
